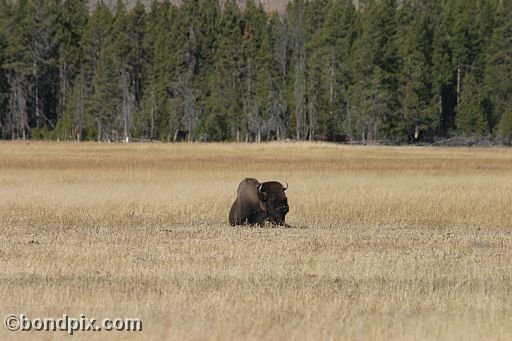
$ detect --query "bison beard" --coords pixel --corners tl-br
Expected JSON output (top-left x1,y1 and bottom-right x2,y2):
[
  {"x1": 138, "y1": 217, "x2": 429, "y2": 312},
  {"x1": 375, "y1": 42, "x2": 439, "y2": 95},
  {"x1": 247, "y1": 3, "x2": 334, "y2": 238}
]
[{"x1": 229, "y1": 178, "x2": 289, "y2": 226}]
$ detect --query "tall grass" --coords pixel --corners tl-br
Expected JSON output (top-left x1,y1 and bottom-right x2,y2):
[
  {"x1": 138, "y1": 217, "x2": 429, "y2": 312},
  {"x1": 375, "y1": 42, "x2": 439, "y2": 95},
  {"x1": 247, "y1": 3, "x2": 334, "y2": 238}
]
[{"x1": 1, "y1": 142, "x2": 512, "y2": 340}]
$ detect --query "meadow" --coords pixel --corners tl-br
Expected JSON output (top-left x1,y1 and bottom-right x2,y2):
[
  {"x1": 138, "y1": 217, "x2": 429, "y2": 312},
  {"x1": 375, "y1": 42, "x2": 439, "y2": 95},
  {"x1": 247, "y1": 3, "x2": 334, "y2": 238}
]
[{"x1": 1, "y1": 142, "x2": 512, "y2": 340}]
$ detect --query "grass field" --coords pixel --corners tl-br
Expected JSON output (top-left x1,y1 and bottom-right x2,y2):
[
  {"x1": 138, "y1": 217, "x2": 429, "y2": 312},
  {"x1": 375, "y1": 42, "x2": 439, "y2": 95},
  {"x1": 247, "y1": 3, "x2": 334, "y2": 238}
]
[{"x1": 1, "y1": 142, "x2": 512, "y2": 340}]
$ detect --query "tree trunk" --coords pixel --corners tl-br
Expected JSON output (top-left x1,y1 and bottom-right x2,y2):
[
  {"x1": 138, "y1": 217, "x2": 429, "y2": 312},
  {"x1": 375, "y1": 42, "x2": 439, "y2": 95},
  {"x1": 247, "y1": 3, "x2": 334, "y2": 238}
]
[
  {"x1": 77, "y1": 75, "x2": 84, "y2": 142},
  {"x1": 457, "y1": 63, "x2": 461, "y2": 107},
  {"x1": 295, "y1": 58, "x2": 304, "y2": 140},
  {"x1": 150, "y1": 89, "x2": 155, "y2": 140},
  {"x1": 121, "y1": 65, "x2": 132, "y2": 143},
  {"x1": 294, "y1": 0, "x2": 305, "y2": 140},
  {"x1": 346, "y1": 97, "x2": 352, "y2": 141},
  {"x1": 60, "y1": 61, "x2": 67, "y2": 136},
  {"x1": 329, "y1": 53, "x2": 335, "y2": 117},
  {"x1": 97, "y1": 120, "x2": 101, "y2": 142},
  {"x1": 34, "y1": 62, "x2": 39, "y2": 123}
]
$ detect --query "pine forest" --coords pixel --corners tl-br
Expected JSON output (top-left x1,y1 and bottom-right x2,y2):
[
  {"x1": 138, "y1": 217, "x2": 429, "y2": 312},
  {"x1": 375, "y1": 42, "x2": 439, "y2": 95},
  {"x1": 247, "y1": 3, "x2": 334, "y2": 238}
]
[{"x1": 0, "y1": 0, "x2": 511, "y2": 143}]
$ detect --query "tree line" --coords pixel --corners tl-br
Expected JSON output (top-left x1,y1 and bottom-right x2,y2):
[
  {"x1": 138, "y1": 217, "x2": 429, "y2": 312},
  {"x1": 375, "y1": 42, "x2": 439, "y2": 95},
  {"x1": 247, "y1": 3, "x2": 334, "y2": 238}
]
[{"x1": 0, "y1": 0, "x2": 511, "y2": 143}]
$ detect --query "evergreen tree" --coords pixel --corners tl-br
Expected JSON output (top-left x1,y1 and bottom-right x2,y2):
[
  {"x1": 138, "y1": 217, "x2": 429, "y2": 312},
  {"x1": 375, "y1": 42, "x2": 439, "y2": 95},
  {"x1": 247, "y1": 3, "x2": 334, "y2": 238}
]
[
  {"x1": 397, "y1": 1, "x2": 435, "y2": 142},
  {"x1": 349, "y1": 0, "x2": 399, "y2": 142},
  {"x1": 54, "y1": 0, "x2": 88, "y2": 140},
  {"x1": 205, "y1": 0, "x2": 244, "y2": 141},
  {"x1": 485, "y1": 0, "x2": 512, "y2": 137},
  {"x1": 266, "y1": 13, "x2": 289, "y2": 140},
  {"x1": 80, "y1": 1, "x2": 114, "y2": 141},
  {"x1": 0, "y1": 0, "x2": 11, "y2": 138},
  {"x1": 287, "y1": 0, "x2": 307, "y2": 140},
  {"x1": 242, "y1": 0, "x2": 271, "y2": 142},
  {"x1": 109, "y1": 0, "x2": 147, "y2": 142},
  {"x1": 3, "y1": 0, "x2": 42, "y2": 139},
  {"x1": 307, "y1": 0, "x2": 356, "y2": 141},
  {"x1": 455, "y1": 72, "x2": 487, "y2": 135},
  {"x1": 0, "y1": 0, "x2": 507, "y2": 142},
  {"x1": 431, "y1": 0, "x2": 456, "y2": 134},
  {"x1": 139, "y1": 0, "x2": 178, "y2": 140},
  {"x1": 432, "y1": 0, "x2": 491, "y2": 135}
]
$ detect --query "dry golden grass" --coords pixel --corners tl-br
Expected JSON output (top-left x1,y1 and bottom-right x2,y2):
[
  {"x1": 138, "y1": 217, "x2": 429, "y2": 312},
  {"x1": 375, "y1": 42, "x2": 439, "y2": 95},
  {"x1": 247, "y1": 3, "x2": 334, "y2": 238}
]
[{"x1": 1, "y1": 141, "x2": 512, "y2": 340}]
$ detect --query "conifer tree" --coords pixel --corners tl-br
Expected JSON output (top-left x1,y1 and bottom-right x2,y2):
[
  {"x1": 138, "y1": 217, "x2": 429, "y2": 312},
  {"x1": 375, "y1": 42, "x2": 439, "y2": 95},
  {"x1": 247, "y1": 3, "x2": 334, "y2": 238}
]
[
  {"x1": 3, "y1": 0, "x2": 37, "y2": 139},
  {"x1": 397, "y1": 1, "x2": 435, "y2": 142},
  {"x1": 54, "y1": 0, "x2": 88, "y2": 140},
  {"x1": 287, "y1": 0, "x2": 306, "y2": 140},
  {"x1": 205, "y1": 0, "x2": 244, "y2": 141},
  {"x1": 349, "y1": 0, "x2": 399, "y2": 142},
  {"x1": 139, "y1": 0, "x2": 179, "y2": 140},
  {"x1": 485, "y1": 0, "x2": 512, "y2": 137},
  {"x1": 307, "y1": 0, "x2": 355, "y2": 141},
  {"x1": 109, "y1": 0, "x2": 147, "y2": 142},
  {"x1": 80, "y1": 1, "x2": 114, "y2": 141},
  {"x1": 242, "y1": 0, "x2": 271, "y2": 142},
  {"x1": 456, "y1": 72, "x2": 487, "y2": 135},
  {"x1": 266, "y1": 13, "x2": 289, "y2": 140},
  {"x1": 0, "y1": 0, "x2": 508, "y2": 142},
  {"x1": 431, "y1": 0, "x2": 456, "y2": 134},
  {"x1": 0, "y1": 0, "x2": 11, "y2": 138}
]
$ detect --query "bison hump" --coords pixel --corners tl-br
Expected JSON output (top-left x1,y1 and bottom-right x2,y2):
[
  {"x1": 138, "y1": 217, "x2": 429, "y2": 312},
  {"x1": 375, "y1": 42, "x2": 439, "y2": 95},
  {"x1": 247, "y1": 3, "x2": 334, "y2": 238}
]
[{"x1": 242, "y1": 178, "x2": 260, "y2": 186}]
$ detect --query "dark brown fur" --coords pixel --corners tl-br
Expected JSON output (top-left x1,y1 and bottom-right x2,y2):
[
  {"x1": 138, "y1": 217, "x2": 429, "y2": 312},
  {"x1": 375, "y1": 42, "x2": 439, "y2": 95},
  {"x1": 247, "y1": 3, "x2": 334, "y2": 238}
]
[{"x1": 228, "y1": 178, "x2": 289, "y2": 226}]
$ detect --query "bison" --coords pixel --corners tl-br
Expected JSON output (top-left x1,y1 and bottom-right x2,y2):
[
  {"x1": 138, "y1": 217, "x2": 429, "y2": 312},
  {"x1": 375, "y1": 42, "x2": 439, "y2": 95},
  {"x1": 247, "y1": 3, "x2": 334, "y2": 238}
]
[{"x1": 229, "y1": 178, "x2": 289, "y2": 226}]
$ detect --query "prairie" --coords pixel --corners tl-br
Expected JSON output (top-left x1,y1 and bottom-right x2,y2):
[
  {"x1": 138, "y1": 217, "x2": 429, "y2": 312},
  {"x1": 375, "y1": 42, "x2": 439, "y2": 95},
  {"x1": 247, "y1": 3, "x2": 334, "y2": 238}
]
[{"x1": 1, "y1": 142, "x2": 512, "y2": 340}]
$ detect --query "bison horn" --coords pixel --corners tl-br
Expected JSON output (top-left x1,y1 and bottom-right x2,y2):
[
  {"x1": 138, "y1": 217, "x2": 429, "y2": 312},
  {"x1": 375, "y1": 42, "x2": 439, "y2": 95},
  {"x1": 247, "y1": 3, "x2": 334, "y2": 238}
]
[
  {"x1": 258, "y1": 184, "x2": 263, "y2": 194},
  {"x1": 282, "y1": 182, "x2": 288, "y2": 191}
]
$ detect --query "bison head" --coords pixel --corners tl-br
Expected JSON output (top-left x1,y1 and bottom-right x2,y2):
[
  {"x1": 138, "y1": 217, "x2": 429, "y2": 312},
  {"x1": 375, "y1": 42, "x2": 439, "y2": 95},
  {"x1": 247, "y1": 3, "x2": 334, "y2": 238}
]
[{"x1": 258, "y1": 181, "x2": 289, "y2": 225}]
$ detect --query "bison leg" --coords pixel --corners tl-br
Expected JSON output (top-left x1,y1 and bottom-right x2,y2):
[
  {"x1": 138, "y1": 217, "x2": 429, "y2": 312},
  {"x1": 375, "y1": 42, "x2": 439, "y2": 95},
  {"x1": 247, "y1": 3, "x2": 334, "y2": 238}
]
[
  {"x1": 228, "y1": 200, "x2": 242, "y2": 226},
  {"x1": 248, "y1": 211, "x2": 269, "y2": 226}
]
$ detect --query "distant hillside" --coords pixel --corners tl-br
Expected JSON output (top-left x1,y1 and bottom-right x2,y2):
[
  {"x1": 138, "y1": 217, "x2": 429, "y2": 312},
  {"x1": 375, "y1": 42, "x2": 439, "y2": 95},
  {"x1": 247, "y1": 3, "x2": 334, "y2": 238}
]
[{"x1": 88, "y1": 0, "x2": 290, "y2": 13}]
